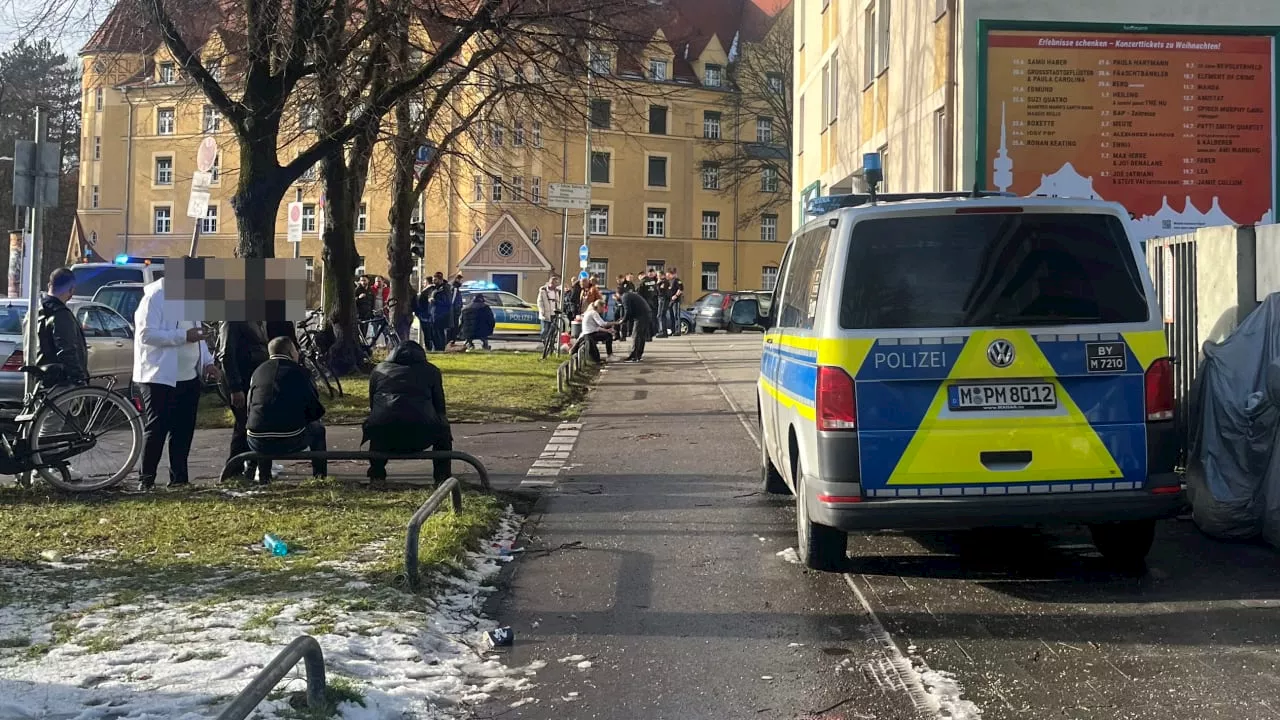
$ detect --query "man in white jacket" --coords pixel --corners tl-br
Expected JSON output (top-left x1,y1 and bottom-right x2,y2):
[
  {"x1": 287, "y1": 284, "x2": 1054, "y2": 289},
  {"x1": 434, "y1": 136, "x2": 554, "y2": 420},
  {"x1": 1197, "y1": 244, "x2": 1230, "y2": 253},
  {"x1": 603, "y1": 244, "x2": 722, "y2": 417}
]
[
  {"x1": 133, "y1": 278, "x2": 217, "y2": 489},
  {"x1": 536, "y1": 274, "x2": 562, "y2": 345}
]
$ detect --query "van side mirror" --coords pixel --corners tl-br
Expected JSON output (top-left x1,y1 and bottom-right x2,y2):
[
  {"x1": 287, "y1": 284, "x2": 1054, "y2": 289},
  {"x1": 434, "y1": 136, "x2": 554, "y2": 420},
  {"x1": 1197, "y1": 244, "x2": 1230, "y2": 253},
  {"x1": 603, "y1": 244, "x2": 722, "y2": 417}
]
[{"x1": 730, "y1": 298, "x2": 766, "y2": 328}]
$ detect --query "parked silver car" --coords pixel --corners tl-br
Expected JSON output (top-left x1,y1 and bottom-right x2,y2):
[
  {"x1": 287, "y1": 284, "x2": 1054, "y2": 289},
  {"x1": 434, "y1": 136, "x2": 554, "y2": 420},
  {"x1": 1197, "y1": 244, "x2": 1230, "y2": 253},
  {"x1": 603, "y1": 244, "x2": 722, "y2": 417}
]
[{"x1": 0, "y1": 299, "x2": 135, "y2": 411}]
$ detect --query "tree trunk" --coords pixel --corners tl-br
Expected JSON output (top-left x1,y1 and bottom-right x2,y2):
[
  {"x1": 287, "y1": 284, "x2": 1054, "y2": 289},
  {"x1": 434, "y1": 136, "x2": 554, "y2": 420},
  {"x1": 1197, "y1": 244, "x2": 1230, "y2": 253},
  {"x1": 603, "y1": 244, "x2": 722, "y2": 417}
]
[
  {"x1": 231, "y1": 137, "x2": 285, "y2": 258},
  {"x1": 387, "y1": 97, "x2": 417, "y2": 344},
  {"x1": 320, "y1": 144, "x2": 364, "y2": 374}
]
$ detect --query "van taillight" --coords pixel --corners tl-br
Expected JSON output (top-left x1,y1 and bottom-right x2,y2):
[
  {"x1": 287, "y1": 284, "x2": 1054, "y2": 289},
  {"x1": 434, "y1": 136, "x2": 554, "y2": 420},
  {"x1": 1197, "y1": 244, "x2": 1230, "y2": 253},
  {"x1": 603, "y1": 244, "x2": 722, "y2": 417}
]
[
  {"x1": 817, "y1": 366, "x2": 857, "y2": 431},
  {"x1": 1, "y1": 350, "x2": 22, "y2": 372},
  {"x1": 1145, "y1": 358, "x2": 1174, "y2": 421}
]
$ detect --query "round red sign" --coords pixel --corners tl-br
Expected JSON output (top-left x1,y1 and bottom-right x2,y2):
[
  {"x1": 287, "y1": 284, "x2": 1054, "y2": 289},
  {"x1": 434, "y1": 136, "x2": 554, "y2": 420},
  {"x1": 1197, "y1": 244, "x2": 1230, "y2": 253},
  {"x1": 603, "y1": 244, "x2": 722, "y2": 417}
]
[{"x1": 196, "y1": 137, "x2": 218, "y2": 173}]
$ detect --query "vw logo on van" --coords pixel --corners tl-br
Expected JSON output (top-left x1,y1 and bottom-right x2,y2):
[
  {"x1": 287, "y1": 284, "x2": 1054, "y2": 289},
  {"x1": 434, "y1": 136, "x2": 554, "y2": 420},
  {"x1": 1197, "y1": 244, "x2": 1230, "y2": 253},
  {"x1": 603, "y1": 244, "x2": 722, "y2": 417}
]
[{"x1": 986, "y1": 339, "x2": 1016, "y2": 368}]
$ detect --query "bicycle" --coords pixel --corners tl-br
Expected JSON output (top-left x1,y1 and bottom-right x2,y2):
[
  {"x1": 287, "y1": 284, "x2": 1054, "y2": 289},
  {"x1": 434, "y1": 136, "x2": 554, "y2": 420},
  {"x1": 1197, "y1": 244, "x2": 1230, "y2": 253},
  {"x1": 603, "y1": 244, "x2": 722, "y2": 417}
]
[
  {"x1": 541, "y1": 311, "x2": 570, "y2": 360},
  {"x1": 6, "y1": 366, "x2": 144, "y2": 492},
  {"x1": 296, "y1": 313, "x2": 344, "y2": 399},
  {"x1": 358, "y1": 301, "x2": 403, "y2": 364}
]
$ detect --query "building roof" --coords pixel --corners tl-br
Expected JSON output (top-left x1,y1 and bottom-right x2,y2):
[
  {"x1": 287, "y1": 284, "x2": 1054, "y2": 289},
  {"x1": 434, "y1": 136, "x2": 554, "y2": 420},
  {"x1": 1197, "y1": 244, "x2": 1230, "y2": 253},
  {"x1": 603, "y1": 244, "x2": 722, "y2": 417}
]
[{"x1": 81, "y1": 0, "x2": 234, "y2": 56}]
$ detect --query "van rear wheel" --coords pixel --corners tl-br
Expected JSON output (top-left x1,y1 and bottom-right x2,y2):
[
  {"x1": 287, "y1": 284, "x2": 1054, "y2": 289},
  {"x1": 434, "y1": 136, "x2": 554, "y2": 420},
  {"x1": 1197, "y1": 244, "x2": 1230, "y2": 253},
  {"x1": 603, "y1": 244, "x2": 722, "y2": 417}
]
[
  {"x1": 795, "y1": 463, "x2": 846, "y2": 572},
  {"x1": 1089, "y1": 520, "x2": 1155, "y2": 568}
]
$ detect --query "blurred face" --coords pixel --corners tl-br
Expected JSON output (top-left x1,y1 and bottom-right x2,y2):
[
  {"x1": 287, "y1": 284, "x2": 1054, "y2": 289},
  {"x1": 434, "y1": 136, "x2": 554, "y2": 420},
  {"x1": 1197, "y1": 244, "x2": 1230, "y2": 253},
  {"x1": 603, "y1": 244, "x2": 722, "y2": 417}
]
[{"x1": 549, "y1": 276, "x2": 559, "y2": 286}]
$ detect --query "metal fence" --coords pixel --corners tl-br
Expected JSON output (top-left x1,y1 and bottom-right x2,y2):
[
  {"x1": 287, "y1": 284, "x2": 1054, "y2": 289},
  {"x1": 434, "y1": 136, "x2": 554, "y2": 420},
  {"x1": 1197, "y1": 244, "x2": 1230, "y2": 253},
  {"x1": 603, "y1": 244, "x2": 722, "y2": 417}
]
[
  {"x1": 1146, "y1": 235, "x2": 1200, "y2": 437},
  {"x1": 216, "y1": 635, "x2": 327, "y2": 720}
]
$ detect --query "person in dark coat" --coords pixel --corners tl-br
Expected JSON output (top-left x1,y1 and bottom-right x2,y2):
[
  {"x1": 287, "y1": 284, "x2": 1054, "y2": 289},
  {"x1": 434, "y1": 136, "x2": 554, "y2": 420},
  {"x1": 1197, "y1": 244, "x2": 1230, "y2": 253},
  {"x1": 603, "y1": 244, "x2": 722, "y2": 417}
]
[
  {"x1": 34, "y1": 268, "x2": 88, "y2": 382},
  {"x1": 459, "y1": 294, "x2": 496, "y2": 351},
  {"x1": 217, "y1": 320, "x2": 270, "y2": 480},
  {"x1": 246, "y1": 337, "x2": 327, "y2": 483},
  {"x1": 362, "y1": 340, "x2": 452, "y2": 485},
  {"x1": 427, "y1": 278, "x2": 451, "y2": 351},
  {"x1": 448, "y1": 275, "x2": 465, "y2": 345},
  {"x1": 619, "y1": 290, "x2": 655, "y2": 362}
]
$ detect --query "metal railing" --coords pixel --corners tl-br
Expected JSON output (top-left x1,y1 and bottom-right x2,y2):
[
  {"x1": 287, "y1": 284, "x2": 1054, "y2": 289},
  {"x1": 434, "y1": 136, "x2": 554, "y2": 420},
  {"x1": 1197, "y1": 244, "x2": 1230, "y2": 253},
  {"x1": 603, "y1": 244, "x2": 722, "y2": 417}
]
[
  {"x1": 1147, "y1": 235, "x2": 1200, "y2": 445},
  {"x1": 216, "y1": 635, "x2": 326, "y2": 720},
  {"x1": 222, "y1": 450, "x2": 491, "y2": 491},
  {"x1": 556, "y1": 337, "x2": 593, "y2": 393},
  {"x1": 402, "y1": 476, "x2": 462, "y2": 592}
]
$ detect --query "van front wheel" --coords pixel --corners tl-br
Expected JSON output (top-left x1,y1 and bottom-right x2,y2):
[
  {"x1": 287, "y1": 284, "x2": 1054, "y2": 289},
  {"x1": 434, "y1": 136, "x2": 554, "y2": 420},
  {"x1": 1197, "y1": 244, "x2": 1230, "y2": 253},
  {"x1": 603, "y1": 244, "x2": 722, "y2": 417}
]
[
  {"x1": 1089, "y1": 520, "x2": 1155, "y2": 568},
  {"x1": 795, "y1": 465, "x2": 846, "y2": 572}
]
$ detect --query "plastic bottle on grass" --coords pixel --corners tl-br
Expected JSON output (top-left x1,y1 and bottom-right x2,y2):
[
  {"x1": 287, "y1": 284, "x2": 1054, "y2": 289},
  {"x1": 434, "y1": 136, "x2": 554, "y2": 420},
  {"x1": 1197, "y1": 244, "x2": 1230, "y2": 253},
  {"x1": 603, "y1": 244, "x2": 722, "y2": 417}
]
[{"x1": 263, "y1": 534, "x2": 289, "y2": 556}]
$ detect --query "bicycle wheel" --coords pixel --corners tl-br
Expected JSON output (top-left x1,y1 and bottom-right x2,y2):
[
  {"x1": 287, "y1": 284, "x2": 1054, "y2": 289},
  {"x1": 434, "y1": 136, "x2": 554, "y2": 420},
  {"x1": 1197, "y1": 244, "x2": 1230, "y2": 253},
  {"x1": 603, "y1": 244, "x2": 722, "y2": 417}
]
[
  {"x1": 29, "y1": 386, "x2": 143, "y2": 492},
  {"x1": 541, "y1": 325, "x2": 556, "y2": 360},
  {"x1": 303, "y1": 354, "x2": 336, "y2": 399}
]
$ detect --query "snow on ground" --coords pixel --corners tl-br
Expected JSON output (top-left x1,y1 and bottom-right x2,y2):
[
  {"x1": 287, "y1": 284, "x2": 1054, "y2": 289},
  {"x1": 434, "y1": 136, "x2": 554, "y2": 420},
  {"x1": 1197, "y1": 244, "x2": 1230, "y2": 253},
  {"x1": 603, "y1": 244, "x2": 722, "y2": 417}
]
[{"x1": 0, "y1": 510, "x2": 533, "y2": 719}]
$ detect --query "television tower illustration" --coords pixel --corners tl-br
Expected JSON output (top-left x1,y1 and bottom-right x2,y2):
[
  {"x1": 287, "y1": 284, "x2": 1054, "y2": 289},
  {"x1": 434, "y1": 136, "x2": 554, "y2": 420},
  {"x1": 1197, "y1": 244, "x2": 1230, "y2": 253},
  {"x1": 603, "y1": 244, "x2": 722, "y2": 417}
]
[{"x1": 993, "y1": 102, "x2": 1014, "y2": 192}]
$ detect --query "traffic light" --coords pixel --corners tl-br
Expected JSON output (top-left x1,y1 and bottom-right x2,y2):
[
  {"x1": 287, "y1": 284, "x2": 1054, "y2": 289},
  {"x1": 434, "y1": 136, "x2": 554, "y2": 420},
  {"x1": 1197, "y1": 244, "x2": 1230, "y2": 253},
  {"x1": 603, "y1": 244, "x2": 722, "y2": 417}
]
[{"x1": 409, "y1": 222, "x2": 425, "y2": 258}]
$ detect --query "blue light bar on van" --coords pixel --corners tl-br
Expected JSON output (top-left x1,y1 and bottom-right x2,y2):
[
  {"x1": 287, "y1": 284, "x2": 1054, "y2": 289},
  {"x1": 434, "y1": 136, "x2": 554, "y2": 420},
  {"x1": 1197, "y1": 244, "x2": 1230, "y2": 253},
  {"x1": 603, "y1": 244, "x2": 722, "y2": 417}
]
[
  {"x1": 113, "y1": 255, "x2": 166, "y2": 265},
  {"x1": 862, "y1": 152, "x2": 882, "y2": 172},
  {"x1": 461, "y1": 280, "x2": 499, "y2": 291},
  {"x1": 804, "y1": 191, "x2": 1019, "y2": 217}
]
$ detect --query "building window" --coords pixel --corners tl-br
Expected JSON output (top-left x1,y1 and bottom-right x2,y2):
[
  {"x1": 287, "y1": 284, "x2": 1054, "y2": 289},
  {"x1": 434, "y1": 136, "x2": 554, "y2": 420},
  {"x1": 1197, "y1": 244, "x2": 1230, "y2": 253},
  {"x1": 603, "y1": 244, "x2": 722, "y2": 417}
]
[
  {"x1": 589, "y1": 205, "x2": 609, "y2": 235},
  {"x1": 530, "y1": 228, "x2": 541, "y2": 245},
  {"x1": 878, "y1": 0, "x2": 892, "y2": 74},
  {"x1": 356, "y1": 256, "x2": 366, "y2": 275},
  {"x1": 828, "y1": 51, "x2": 840, "y2": 124},
  {"x1": 200, "y1": 205, "x2": 218, "y2": 234},
  {"x1": 203, "y1": 105, "x2": 221, "y2": 133},
  {"x1": 207, "y1": 60, "x2": 223, "y2": 81},
  {"x1": 512, "y1": 175, "x2": 524, "y2": 200},
  {"x1": 761, "y1": 166, "x2": 779, "y2": 193},
  {"x1": 647, "y1": 156, "x2": 668, "y2": 188},
  {"x1": 647, "y1": 260, "x2": 665, "y2": 273},
  {"x1": 701, "y1": 211, "x2": 719, "y2": 240},
  {"x1": 91, "y1": 185, "x2": 99, "y2": 208},
  {"x1": 590, "y1": 151, "x2": 611, "y2": 184},
  {"x1": 863, "y1": 5, "x2": 876, "y2": 86},
  {"x1": 704, "y1": 64, "x2": 723, "y2": 88},
  {"x1": 153, "y1": 206, "x2": 172, "y2": 234},
  {"x1": 497, "y1": 240, "x2": 515, "y2": 257},
  {"x1": 761, "y1": 214, "x2": 778, "y2": 242},
  {"x1": 158, "y1": 62, "x2": 175, "y2": 84},
  {"x1": 879, "y1": 144, "x2": 889, "y2": 191},
  {"x1": 756, "y1": 117, "x2": 774, "y2": 144},
  {"x1": 934, "y1": 108, "x2": 948, "y2": 191},
  {"x1": 762, "y1": 265, "x2": 779, "y2": 291},
  {"x1": 302, "y1": 204, "x2": 316, "y2": 232},
  {"x1": 357, "y1": 203, "x2": 368, "y2": 232},
  {"x1": 532, "y1": 121, "x2": 543, "y2": 147},
  {"x1": 300, "y1": 103, "x2": 318, "y2": 129},
  {"x1": 767, "y1": 72, "x2": 784, "y2": 95},
  {"x1": 210, "y1": 153, "x2": 221, "y2": 182},
  {"x1": 94, "y1": 87, "x2": 104, "y2": 111},
  {"x1": 701, "y1": 262, "x2": 720, "y2": 291},
  {"x1": 473, "y1": 228, "x2": 482, "y2": 243},
  {"x1": 490, "y1": 174, "x2": 503, "y2": 202},
  {"x1": 648, "y1": 58, "x2": 668, "y2": 81},
  {"x1": 473, "y1": 175, "x2": 484, "y2": 202},
  {"x1": 702, "y1": 162, "x2": 720, "y2": 190},
  {"x1": 155, "y1": 156, "x2": 174, "y2": 185},
  {"x1": 304, "y1": 257, "x2": 315, "y2": 282},
  {"x1": 590, "y1": 51, "x2": 611, "y2": 75},
  {"x1": 703, "y1": 111, "x2": 721, "y2": 140},
  {"x1": 513, "y1": 121, "x2": 525, "y2": 146},
  {"x1": 93, "y1": 136, "x2": 101, "y2": 160},
  {"x1": 822, "y1": 62, "x2": 831, "y2": 129},
  {"x1": 300, "y1": 161, "x2": 317, "y2": 182},
  {"x1": 648, "y1": 105, "x2": 667, "y2": 135},
  {"x1": 531, "y1": 176, "x2": 542, "y2": 204},
  {"x1": 589, "y1": 99, "x2": 611, "y2": 129},
  {"x1": 587, "y1": 258, "x2": 608, "y2": 279},
  {"x1": 646, "y1": 208, "x2": 666, "y2": 237},
  {"x1": 157, "y1": 108, "x2": 175, "y2": 135}
]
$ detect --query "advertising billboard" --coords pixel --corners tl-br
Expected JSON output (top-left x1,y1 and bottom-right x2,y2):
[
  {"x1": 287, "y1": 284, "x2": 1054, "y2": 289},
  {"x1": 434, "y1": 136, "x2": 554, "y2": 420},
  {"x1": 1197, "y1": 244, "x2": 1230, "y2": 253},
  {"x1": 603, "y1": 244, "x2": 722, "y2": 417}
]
[{"x1": 979, "y1": 25, "x2": 1277, "y2": 240}]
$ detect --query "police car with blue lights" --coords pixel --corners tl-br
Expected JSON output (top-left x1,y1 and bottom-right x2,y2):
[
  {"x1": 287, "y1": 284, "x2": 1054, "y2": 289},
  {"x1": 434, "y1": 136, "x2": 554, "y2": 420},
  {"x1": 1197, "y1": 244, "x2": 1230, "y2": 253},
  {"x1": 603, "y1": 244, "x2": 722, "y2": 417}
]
[
  {"x1": 70, "y1": 255, "x2": 165, "y2": 301},
  {"x1": 741, "y1": 152, "x2": 1182, "y2": 572},
  {"x1": 458, "y1": 281, "x2": 543, "y2": 335}
]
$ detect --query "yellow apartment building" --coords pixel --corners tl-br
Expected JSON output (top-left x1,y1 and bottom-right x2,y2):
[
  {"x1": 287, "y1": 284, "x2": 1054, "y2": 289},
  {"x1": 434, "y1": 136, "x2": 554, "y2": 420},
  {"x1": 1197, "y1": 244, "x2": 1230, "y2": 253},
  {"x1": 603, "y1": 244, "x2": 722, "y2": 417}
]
[{"x1": 75, "y1": 0, "x2": 793, "y2": 302}]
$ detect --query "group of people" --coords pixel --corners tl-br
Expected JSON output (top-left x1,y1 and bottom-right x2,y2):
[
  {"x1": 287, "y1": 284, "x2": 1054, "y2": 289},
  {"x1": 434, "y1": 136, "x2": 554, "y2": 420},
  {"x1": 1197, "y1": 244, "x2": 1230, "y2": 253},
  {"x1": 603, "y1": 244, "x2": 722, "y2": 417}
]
[
  {"x1": 534, "y1": 267, "x2": 686, "y2": 365},
  {"x1": 35, "y1": 269, "x2": 454, "y2": 490},
  {"x1": 406, "y1": 273, "x2": 496, "y2": 352}
]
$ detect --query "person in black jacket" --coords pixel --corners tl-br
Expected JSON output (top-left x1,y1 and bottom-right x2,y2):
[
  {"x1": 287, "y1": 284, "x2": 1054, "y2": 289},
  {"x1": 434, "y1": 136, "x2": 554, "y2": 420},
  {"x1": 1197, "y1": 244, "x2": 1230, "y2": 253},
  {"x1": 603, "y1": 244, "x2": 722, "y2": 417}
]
[
  {"x1": 218, "y1": 321, "x2": 270, "y2": 480},
  {"x1": 363, "y1": 340, "x2": 451, "y2": 485},
  {"x1": 34, "y1": 268, "x2": 88, "y2": 382},
  {"x1": 246, "y1": 337, "x2": 327, "y2": 483},
  {"x1": 619, "y1": 290, "x2": 654, "y2": 362},
  {"x1": 459, "y1": 294, "x2": 495, "y2": 351}
]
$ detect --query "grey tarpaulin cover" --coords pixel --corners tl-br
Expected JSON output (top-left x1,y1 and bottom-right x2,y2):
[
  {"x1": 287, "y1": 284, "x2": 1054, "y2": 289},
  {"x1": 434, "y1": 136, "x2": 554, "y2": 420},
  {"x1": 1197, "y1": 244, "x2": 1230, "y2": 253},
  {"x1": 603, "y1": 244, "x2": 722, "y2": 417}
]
[{"x1": 1186, "y1": 293, "x2": 1280, "y2": 545}]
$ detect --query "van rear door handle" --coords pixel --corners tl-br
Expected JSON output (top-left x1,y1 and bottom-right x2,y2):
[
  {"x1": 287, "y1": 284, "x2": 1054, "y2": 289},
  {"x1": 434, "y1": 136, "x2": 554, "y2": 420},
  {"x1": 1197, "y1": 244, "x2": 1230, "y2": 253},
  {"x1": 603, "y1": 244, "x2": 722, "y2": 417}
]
[{"x1": 980, "y1": 450, "x2": 1032, "y2": 472}]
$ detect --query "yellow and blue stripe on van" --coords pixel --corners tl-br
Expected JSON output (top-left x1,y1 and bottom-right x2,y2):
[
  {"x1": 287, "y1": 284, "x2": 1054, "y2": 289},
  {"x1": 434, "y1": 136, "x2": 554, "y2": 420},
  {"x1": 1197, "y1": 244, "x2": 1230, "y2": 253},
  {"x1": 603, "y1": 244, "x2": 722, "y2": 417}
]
[{"x1": 760, "y1": 330, "x2": 1168, "y2": 496}]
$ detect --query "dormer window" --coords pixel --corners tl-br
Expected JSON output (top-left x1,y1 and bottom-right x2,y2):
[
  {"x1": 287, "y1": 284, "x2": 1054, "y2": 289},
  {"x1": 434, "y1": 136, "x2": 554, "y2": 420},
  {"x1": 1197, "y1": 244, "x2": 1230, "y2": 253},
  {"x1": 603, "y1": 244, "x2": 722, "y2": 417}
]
[
  {"x1": 648, "y1": 58, "x2": 668, "y2": 81},
  {"x1": 704, "y1": 64, "x2": 723, "y2": 88},
  {"x1": 158, "y1": 62, "x2": 175, "y2": 84},
  {"x1": 207, "y1": 60, "x2": 223, "y2": 81},
  {"x1": 590, "y1": 51, "x2": 611, "y2": 75}
]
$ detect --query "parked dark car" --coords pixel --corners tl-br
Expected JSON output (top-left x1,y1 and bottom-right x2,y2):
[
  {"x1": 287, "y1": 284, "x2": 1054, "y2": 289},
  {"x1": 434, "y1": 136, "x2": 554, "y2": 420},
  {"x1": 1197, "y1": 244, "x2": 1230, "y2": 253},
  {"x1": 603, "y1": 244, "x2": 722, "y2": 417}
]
[{"x1": 692, "y1": 290, "x2": 774, "y2": 333}]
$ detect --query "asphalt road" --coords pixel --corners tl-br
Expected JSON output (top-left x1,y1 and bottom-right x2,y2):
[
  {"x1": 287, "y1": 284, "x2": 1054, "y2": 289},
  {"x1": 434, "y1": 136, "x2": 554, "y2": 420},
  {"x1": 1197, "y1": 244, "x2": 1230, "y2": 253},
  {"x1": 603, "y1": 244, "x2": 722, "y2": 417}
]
[{"x1": 480, "y1": 332, "x2": 1280, "y2": 720}]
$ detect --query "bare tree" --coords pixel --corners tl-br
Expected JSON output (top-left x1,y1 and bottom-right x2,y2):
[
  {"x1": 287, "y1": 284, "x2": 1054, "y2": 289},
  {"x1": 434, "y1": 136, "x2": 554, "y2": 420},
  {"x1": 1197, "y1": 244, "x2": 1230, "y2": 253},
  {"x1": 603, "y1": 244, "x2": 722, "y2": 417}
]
[{"x1": 704, "y1": 3, "x2": 792, "y2": 227}]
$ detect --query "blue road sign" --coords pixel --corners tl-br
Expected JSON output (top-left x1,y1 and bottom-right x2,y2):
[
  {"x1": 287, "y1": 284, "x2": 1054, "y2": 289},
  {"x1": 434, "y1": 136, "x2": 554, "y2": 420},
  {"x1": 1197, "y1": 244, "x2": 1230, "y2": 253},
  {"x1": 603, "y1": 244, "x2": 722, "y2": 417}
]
[
  {"x1": 579, "y1": 270, "x2": 590, "y2": 280},
  {"x1": 578, "y1": 244, "x2": 589, "y2": 261},
  {"x1": 414, "y1": 145, "x2": 436, "y2": 168}
]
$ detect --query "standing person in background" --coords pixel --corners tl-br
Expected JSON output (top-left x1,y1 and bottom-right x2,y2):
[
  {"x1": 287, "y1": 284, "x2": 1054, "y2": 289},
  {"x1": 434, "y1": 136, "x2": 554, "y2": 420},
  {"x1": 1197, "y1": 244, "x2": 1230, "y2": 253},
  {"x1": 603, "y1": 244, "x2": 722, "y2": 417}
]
[
  {"x1": 639, "y1": 269, "x2": 660, "y2": 340},
  {"x1": 656, "y1": 271, "x2": 672, "y2": 338},
  {"x1": 620, "y1": 288, "x2": 654, "y2": 363},
  {"x1": 447, "y1": 274, "x2": 464, "y2": 347},
  {"x1": 133, "y1": 278, "x2": 218, "y2": 490},
  {"x1": 34, "y1": 268, "x2": 87, "y2": 383},
  {"x1": 430, "y1": 276, "x2": 452, "y2": 352},
  {"x1": 614, "y1": 274, "x2": 634, "y2": 341},
  {"x1": 363, "y1": 340, "x2": 452, "y2": 488},
  {"x1": 217, "y1": 320, "x2": 269, "y2": 481},
  {"x1": 665, "y1": 268, "x2": 684, "y2": 337},
  {"x1": 567, "y1": 278, "x2": 584, "y2": 318},
  {"x1": 537, "y1": 274, "x2": 562, "y2": 344}
]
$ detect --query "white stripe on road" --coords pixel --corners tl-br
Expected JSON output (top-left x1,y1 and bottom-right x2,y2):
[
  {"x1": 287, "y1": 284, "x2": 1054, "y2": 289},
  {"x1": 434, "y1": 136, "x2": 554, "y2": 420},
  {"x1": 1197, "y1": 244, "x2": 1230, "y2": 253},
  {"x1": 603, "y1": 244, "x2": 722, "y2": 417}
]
[{"x1": 521, "y1": 421, "x2": 582, "y2": 487}]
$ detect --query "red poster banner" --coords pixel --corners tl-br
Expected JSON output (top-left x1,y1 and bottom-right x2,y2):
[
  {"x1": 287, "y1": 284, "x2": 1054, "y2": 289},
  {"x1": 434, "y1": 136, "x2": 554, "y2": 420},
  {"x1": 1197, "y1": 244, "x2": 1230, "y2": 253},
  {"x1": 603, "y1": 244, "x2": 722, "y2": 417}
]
[{"x1": 984, "y1": 29, "x2": 1275, "y2": 239}]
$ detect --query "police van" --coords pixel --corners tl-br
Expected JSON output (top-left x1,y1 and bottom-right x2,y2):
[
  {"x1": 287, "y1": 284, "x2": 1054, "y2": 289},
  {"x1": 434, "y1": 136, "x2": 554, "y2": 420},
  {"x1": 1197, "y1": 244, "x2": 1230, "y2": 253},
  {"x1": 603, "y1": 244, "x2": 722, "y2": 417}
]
[{"x1": 737, "y1": 159, "x2": 1182, "y2": 571}]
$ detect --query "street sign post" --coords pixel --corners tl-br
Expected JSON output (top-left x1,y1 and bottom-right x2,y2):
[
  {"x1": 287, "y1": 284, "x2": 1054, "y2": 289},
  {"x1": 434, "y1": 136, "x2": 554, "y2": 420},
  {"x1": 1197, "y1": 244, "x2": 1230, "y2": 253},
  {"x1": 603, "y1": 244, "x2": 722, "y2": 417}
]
[
  {"x1": 188, "y1": 137, "x2": 219, "y2": 256},
  {"x1": 287, "y1": 202, "x2": 304, "y2": 244},
  {"x1": 11, "y1": 107, "x2": 54, "y2": 397},
  {"x1": 414, "y1": 144, "x2": 436, "y2": 173},
  {"x1": 196, "y1": 136, "x2": 218, "y2": 172},
  {"x1": 548, "y1": 183, "x2": 590, "y2": 210}
]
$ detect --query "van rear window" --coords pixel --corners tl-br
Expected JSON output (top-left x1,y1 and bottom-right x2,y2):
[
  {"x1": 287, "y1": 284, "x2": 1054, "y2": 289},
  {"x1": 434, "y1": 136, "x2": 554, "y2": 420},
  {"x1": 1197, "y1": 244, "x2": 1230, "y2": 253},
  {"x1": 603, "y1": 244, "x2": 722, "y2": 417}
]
[{"x1": 839, "y1": 212, "x2": 1148, "y2": 329}]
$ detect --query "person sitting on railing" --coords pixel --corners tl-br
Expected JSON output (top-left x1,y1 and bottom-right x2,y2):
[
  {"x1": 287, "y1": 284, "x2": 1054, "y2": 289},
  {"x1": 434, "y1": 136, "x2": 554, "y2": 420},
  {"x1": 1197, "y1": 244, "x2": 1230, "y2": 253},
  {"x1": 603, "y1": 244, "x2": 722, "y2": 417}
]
[
  {"x1": 362, "y1": 340, "x2": 451, "y2": 488},
  {"x1": 245, "y1": 336, "x2": 328, "y2": 484}
]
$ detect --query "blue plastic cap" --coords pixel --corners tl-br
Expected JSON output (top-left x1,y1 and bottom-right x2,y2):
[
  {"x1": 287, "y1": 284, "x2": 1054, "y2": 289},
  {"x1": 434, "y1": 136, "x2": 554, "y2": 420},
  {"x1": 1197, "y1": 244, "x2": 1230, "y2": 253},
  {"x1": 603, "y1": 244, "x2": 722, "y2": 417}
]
[{"x1": 863, "y1": 152, "x2": 882, "y2": 172}]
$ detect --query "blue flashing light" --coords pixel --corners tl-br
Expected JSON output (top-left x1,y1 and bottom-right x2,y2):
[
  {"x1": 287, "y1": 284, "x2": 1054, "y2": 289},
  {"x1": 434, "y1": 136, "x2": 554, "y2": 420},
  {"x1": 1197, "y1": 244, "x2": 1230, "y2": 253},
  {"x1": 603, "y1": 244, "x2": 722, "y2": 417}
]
[
  {"x1": 862, "y1": 152, "x2": 882, "y2": 172},
  {"x1": 114, "y1": 254, "x2": 130, "y2": 265},
  {"x1": 461, "y1": 280, "x2": 499, "y2": 291}
]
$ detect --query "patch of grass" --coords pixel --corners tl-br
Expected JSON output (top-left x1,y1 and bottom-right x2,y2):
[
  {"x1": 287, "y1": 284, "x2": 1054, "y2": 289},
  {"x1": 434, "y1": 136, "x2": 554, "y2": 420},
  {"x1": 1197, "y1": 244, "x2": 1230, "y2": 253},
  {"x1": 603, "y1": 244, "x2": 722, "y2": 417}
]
[
  {"x1": 195, "y1": 350, "x2": 573, "y2": 428},
  {"x1": 280, "y1": 675, "x2": 367, "y2": 719},
  {"x1": 79, "y1": 632, "x2": 124, "y2": 653},
  {"x1": 244, "y1": 601, "x2": 287, "y2": 631},
  {"x1": 0, "y1": 480, "x2": 505, "y2": 582}
]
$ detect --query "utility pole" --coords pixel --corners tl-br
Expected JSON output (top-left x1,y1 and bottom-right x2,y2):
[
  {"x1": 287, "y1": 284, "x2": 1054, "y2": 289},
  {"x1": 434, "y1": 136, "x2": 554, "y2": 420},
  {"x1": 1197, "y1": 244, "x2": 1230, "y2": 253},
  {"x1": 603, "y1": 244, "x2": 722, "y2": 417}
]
[{"x1": 12, "y1": 106, "x2": 55, "y2": 398}]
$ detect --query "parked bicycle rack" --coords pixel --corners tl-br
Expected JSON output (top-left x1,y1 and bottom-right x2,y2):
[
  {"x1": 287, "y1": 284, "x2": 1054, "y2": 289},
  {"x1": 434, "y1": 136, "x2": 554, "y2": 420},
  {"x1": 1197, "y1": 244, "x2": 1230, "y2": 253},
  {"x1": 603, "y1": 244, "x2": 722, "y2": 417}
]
[
  {"x1": 216, "y1": 635, "x2": 326, "y2": 720},
  {"x1": 222, "y1": 450, "x2": 492, "y2": 593}
]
